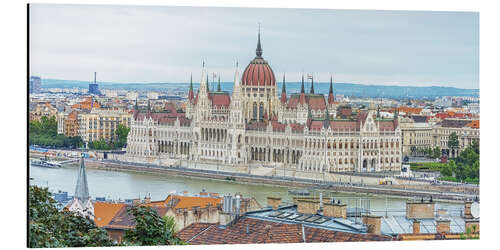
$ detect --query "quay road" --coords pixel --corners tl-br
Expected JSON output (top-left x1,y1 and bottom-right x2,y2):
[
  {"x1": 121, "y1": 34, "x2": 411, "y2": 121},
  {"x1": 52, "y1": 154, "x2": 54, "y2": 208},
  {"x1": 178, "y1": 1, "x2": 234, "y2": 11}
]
[{"x1": 84, "y1": 158, "x2": 477, "y2": 202}]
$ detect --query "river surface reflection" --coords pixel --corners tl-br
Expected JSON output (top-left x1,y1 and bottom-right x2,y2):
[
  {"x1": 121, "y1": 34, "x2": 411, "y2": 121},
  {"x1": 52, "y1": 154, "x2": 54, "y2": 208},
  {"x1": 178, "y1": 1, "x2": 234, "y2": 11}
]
[{"x1": 29, "y1": 164, "x2": 463, "y2": 216}]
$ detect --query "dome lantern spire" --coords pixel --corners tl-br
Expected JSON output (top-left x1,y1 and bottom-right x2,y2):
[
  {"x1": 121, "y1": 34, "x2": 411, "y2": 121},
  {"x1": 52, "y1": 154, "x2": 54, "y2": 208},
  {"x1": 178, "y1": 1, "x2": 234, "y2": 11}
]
[{"x1": 256, "y1": 23, "x2": 263, "y2": 58}]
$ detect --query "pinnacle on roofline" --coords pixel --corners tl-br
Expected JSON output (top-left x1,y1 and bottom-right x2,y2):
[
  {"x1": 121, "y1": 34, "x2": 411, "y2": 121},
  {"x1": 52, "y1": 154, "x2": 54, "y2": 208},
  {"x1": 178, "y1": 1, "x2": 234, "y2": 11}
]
[{"x1": 256, "y1": 23, "x2": 263, "y2": 58}]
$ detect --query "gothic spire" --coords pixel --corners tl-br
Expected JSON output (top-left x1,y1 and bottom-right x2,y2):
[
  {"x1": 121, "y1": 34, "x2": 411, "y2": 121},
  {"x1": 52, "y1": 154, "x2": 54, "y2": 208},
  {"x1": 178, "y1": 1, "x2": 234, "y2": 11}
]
[
  {"x1": 328, "y1": 75, "x2": 335, "y2": 104},
  {"x1": 135, "y1": 97, "x2": 138, "y2": 110},
  {"x1": 217, "y1": 75, "x2": 221, "y2": 92},
  {"x1": 188, "y1": 74, "x2": 194, "y2": 101},
  {"x1": 256, "y1": 24, "x2": 263, "y2": 58},
  {"x1": 280, "y1": 73, "x2": 287, "y2": 104},
  {"x1": 74, "y1": 155, "x2": 90, "y2": 203},
  {"x1": 206, "y1": 74, "x2": 209, "y2": 93},
  {"x1": 329, "y1": 75, "x2": 333, "y2": 94},
  {"x1": 301, "y1": 74, "x2": 305, "y2": 94},
  {"x1": 282, "y1": 73, "x2": 286, "y2": 93},
  {"x1": 310, "y1": 75, "x2": 315, "y2": 94},
  {"x1": 190, "y1": 73, "x2": 193, "y2": 90}
]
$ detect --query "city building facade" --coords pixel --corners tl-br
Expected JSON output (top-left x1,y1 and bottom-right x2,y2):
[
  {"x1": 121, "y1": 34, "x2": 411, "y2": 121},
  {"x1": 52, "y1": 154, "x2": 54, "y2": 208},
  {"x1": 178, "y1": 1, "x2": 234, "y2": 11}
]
[
  {"x1": 29, "y1": 76, "x2": 42, "y2": 94},
  {"x1": 124, "y1": 33, "x2": 403, "y2": 173}
]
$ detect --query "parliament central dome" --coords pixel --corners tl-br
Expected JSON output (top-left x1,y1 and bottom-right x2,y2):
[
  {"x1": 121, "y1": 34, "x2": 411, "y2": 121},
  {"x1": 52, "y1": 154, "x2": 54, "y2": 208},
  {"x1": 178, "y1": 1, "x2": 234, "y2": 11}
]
[{"x1": 241, "y1": 31, "x2": 276, "y2": 86}]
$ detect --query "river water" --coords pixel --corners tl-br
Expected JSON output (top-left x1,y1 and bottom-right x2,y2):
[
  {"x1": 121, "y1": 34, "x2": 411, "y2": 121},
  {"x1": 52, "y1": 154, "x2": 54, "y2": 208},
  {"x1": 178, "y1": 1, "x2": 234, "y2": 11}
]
[{"x1": 29, "y1": 163, "x2": 463, "y2": 216}]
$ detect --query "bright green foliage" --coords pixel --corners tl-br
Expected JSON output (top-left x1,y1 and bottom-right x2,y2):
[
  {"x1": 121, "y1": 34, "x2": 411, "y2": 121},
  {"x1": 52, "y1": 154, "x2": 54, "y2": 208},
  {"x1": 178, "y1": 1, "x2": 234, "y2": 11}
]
[
  {"x1": 114, "y1": 124, "x2": 130, "y2": 148},
  {"x1": 89, "y1": 139, "x2": 112, "y2": 150},
  {"x1": 29, "y1": 116, "x2": 83, "y2": 148},
  {"x1": 28, "y1": 185, "x2": 113, "y2": 248},
  {"x1": 123, "y1": 206, "x2": 186, "y2": 246},
  {"x1": 438, "y1": 141, "x2": 480, "y2": 183},
  {"x1": 440, "y1": 160, "x2": 456, "y2": 177},
  {"x1": 433, "y1": 147, "x2": 441, "y2": 159},
  {"x1": 448, "y1": 132, "x2": 459, "y2": 152}
]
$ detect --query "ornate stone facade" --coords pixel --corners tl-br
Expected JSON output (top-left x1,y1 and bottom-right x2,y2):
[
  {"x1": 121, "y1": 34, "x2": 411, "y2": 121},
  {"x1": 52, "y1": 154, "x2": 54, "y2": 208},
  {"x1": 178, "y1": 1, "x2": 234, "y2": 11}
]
[{"x1": 125, "y1": 33, "x2": 402, "y2": 173}]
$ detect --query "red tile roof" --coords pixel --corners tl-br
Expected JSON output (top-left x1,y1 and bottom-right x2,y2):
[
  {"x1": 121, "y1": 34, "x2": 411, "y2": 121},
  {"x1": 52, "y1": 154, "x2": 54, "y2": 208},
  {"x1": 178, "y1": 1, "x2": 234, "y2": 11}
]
[
  {"x1": 209, "y1": 93, "x2": 231, "y2": 107},
  {"x1": 307, "y1": 95, "x2": 326, "y2": 110},
  {"x1": 93, "y1": 202, "x2": 126, "y2": 227},
  {"x1": 329, "y1": 121, "x2": 359, "y2": 131},
  {"x1": 309, "y1": 120, "x2": 324, "y2": 131},
  {"x1": 178, "y1": 217, "x2": 393, "y2": 244},
  {"x1": 145, "y1": 195, "x2": 222, "y2": 210}
]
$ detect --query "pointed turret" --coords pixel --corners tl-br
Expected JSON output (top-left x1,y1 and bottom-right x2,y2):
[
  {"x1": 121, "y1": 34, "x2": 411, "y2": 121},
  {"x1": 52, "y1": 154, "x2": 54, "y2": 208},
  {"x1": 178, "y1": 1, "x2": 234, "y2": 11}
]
[
  {"x1": 217, "y1": 75, "x2": 221, "y2": 92},
  {"x1": 300, "y1": 75, "x2": 305, "y2": 94},
  {"x1": 188, "y1": 73, "x2": 194, "y2": 102},
  {"x1": 328, "y1": 75, "x2": 335, "y2": 104},
  {"x1": 310, "y1": 75, "x2": 315, "y2": 94},
  {"x1": 280, "y1": 73, "x2": 287, "y2": 104},
  {"x1": 198, "y1": 62, "x2": 210, "y2": 106},
  {"x1": 377, "y1": 105, "x2": 380, "y2": 118},
  {"x1": 394, "y1": 107, "x2": 398, "y2": 120},
  {"x1": 299, "y1": 74, "x2": 306, "y2": 104},
  {"x1": 256, "y1": 24, "x2": 263, "y2": 58},
  {"x1": 206, "y1": 74, "x2": 210, "y2": 93},
  {"x1": 74, "y1": 155, "x2": 90, "y2": 203}
]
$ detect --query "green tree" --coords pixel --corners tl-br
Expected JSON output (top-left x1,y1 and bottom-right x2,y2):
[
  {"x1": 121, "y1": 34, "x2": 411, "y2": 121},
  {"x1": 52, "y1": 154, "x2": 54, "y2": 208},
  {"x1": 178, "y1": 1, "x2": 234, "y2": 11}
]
[
  {"x1": 115, "y1": 124, "x2": 130, "y2": 148},
  {"x1": 440, "y1": 160, "x2": 455, "y2": 177},
  {"x1": 448, "y1": 132, "x2": 459, "y2": 157},
  {"x1": 28, "y1": 185, "x2": 113, "y2": 248},
  {"x1": 123, "y1": 206, "x2": 185, "y2": 246},
  {"x1": 433, "y1": 147, "x2": 441, "y2": 159}
]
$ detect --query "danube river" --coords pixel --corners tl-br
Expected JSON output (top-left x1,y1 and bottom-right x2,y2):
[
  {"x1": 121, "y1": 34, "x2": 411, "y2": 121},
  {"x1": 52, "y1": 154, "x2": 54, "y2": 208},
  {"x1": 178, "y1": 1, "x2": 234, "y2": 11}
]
[{"x1": 29, "y1": 163, "x2": 464, "y2": 216}]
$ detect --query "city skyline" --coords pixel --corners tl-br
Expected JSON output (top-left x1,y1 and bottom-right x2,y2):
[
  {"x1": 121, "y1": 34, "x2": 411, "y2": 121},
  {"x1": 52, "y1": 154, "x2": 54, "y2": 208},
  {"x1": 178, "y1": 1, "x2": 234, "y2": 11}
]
[{"x1": 29, "y1": 4, "x2": 479, "y2": 89}]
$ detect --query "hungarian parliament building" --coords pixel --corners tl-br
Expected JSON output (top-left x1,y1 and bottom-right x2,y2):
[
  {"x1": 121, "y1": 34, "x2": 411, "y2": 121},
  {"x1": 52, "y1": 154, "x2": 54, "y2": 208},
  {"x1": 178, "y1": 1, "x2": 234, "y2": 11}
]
[{"x1": 124, "y1": 32, "x2": 402, "y2": 173}]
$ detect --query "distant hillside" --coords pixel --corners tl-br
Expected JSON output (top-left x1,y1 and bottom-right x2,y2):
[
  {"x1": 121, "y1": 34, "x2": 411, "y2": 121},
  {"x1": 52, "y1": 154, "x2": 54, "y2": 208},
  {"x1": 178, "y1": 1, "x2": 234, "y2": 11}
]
[{"x1": 41, "y1": 78, "x2": 479, "y2": 99}]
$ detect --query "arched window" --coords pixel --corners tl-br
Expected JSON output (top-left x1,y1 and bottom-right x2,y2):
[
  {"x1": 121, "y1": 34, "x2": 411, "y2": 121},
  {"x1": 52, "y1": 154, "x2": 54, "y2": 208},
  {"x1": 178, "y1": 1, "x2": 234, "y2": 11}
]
[
  {"x1": 259, "y1": 102, "x2": 264, "y2": 120},
  {"x1": 253, "y1": 103, "x2": 257, "y2": 120}
]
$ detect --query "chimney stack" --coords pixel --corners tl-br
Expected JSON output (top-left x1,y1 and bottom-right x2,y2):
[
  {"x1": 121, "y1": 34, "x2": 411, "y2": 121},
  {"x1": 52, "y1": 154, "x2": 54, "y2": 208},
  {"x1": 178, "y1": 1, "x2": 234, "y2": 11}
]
[
  {"x1": 406, "y1": 199, "x2": 435, "y2": 219},
  {"x1": 412, "y1": 220, "x2": 420, "y2": 234},
  {"x1": 323, "y1": 200, "x2": 347, "y2": 219},
  {"x1": 297, "y1": 199, "x2": 320, "y2": 215},
  {"x1": 362, "y1": 215, "x2": 382, "y2": 235},
  {"x1": 267, "y1": 197, "x2": 282, "y2": 210},
  {"x1": 464, "y1": 201, "x2": 473, "y2": 219},
  {"x1": 436, "y1": 218, "x2": 451, "y2": 234}
]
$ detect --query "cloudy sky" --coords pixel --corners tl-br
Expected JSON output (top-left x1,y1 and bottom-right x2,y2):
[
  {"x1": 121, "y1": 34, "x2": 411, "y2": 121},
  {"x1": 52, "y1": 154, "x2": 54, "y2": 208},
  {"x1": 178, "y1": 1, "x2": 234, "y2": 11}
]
[{"x1": 29, "y1": 4, "x2": 479, "y2": 89}]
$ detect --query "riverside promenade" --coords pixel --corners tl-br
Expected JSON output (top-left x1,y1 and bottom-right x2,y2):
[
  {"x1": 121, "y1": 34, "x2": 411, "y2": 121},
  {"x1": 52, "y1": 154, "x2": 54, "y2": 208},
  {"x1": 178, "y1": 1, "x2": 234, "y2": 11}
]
[
  {"x1": 82, "y1": 157, "x2": 478, "y2": 203},
  {"x1": 29, "y1": 149, "x2": 478, "y2": 202}
]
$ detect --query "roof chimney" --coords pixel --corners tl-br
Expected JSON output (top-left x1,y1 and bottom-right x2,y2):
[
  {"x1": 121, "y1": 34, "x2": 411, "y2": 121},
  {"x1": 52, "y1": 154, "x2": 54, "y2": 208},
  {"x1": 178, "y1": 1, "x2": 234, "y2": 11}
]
[
  {"x1": 406, "y1": 199, "x2": 435, "y2": 219},
  {"x1": 412, "y1": 220, "x2": 420, "y2": 234},
  {"x1": 297, "y1": 199, "x2": 320, "y2": 215},
  {"x1": 464, "y1": 201, "x2": 473, "y2": 219},
  {"x1": 436, "y1": 218, "x2": 451, "y2": 234},
  {"x1": 362, "y1": 215, "x2": 382, "y2": 235},
  {"x1": 267, "y1": 197, "x2": 281, "y2": 210}
]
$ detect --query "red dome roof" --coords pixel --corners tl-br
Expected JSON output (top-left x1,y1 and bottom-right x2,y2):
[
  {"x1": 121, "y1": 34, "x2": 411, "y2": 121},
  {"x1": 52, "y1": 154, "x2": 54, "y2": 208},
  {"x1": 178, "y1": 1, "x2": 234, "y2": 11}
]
[
  {"x1": 241, "y1": 30, "x2": 276, "y2": 86},
  {"x1": 241, "y1": 58, "x2": 276, "y2": 86}
]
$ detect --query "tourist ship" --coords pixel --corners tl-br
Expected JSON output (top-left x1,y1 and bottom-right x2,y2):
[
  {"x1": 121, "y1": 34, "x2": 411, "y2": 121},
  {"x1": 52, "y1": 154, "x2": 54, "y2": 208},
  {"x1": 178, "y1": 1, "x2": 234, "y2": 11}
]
[{"x1": 30, "y1": 157, "x2": 62, "y2": 168}]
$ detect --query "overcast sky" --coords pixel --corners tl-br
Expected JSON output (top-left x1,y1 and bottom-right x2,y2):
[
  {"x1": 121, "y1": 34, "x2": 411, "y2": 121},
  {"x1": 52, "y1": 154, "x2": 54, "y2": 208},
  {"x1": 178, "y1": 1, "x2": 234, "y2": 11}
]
[{"x1": 29, "y1": 4, "x2": 479, "y2": 89}]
